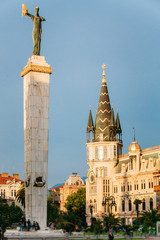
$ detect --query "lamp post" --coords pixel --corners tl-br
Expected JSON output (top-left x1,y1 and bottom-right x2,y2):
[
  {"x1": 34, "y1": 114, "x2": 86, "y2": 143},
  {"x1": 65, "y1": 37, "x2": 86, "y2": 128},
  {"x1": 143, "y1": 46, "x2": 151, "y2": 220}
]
[{"x1": 102, "y1": 196, "x2": 116, "y2": 214}]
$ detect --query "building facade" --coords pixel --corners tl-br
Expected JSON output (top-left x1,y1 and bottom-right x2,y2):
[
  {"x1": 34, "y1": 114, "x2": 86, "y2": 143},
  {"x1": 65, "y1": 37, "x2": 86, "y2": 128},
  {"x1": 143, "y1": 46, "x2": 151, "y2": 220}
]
[
  {"x1": 0, "y1": 172, "x2": 23, "y2": 201},
  {"x1": 86, "y1": 65, "x2": 160, "y2": 225},
  {"x1": 50, "y1": 173, "x2": 86, "y2": 212}
]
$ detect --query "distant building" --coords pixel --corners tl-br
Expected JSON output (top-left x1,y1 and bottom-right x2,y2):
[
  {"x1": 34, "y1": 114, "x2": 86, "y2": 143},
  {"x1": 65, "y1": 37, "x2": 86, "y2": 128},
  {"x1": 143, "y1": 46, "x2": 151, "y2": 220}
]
[
  {"x1": 49, "y1": 173, "x2": 86, "y2": 211},
  {"x1": 86, "y1": 65, "x2": 160, "y2": 225},
  {"x1": 0, "y1": 172, "x2": 23, "y2": 201},
  {"x1": 49, "y1": 183, "x2": 64, "y2": 208}
]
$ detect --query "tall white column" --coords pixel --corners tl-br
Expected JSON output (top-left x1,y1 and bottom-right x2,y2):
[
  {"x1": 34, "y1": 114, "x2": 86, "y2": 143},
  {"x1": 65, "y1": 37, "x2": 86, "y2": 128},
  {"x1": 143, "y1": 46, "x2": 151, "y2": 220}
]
[{"x1": 21, "y1": 55, "x2": 52, "y2": 229}]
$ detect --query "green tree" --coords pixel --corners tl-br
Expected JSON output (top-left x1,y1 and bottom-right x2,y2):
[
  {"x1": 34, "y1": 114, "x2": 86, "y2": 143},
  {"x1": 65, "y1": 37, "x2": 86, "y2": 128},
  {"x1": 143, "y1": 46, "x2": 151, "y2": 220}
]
[
  {"x1": 133, "y1": 199, "x2": 142, "y2": 218},
  {"x1": 140, "y1": 209, "x2": 160, "y2": 233},
  {"x1": 47, "y1": 196, "x2": 59, "y2": 224},
  {"x1": 92, "y1": 219, "x2": 103, "y2": 236},
  {"x1": 16, "y1": 182, "x2": 25, "y2": 207},
  {"x1": 103, "y1": 213, "x2": 121, "y2": 231},
  {"x1": 0, "y1": 201, "x2": 24, "y2": 231},
  {"x1": 65, "y1": 188, "x2": 86, "y2": 229}
]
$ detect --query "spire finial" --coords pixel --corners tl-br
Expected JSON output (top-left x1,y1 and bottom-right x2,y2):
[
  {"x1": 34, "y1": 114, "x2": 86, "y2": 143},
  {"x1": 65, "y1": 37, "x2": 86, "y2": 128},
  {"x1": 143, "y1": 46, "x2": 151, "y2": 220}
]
[
  {"x1": 102, "y1": 64, "x2": 108, "y2": 82},
  {"x1": 117, "y1": 108, "x2": 119, "y2": 113},
  {"x1": 112, "y1": 104, "x2": 113, "y2": 109},
  {"x1": 133, "y1": 127, "x2": 135, "y2": 141},
  {"x1": 89, "y1": 105, "x2": 91, "y2": 110}
]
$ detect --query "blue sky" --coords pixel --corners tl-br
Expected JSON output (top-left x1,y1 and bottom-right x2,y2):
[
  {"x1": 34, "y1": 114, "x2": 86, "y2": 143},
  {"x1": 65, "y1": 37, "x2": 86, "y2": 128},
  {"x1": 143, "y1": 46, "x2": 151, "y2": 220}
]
[{"x1": 0, "y1": 0, "x2": 160, "y2": 187}]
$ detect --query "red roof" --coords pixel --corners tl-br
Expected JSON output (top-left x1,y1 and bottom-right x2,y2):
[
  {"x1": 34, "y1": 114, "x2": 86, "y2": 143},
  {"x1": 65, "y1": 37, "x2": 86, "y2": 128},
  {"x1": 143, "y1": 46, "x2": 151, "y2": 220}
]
[{"x1": 0, "y1": 174, "x2": 23, "y2": 185}]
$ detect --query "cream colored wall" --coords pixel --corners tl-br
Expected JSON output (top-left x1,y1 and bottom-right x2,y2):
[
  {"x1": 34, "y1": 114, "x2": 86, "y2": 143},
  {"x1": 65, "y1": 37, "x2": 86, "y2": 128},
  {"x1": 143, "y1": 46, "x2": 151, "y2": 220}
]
[
  {"x1": 0, "y1": 180, "x2": 22, "y2": 201},
  {"x1": 86, "y1": 142, "x2": 160, "y2": 224}
]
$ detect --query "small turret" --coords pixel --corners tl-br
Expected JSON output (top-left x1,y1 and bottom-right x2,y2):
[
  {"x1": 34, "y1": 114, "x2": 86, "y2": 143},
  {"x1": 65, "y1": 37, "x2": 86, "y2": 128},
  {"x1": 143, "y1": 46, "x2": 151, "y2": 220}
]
[
  {"x1": 116, "y1": 109, "x2": 122, "y2": 142},
  {"x1": 87, "y1": 107, "x2": 95, "y2": 142},
  {"x1": 109, "y1": 106, "x2": 117, "y2": 141}
]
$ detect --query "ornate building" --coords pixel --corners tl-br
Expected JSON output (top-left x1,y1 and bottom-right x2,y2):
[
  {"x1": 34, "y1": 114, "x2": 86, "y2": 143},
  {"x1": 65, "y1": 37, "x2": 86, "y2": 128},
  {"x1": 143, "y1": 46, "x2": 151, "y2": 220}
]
[
  {"x1": 86, "y1": 65, "x2": 160, "y2": 225},
  {"x1": 0, "y1": 172, "x2": 23, "y2": 201},
  {"x1": 49, "y1": 173, "x2": 86, "y2": 211}
]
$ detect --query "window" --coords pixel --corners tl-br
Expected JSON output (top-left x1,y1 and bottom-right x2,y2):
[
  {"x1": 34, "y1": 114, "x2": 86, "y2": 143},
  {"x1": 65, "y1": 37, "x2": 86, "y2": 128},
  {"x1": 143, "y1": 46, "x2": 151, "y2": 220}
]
[
  {"x1": 144, "y1": 180, "x2": 146, "y2": 189},
  {"x1": 99, "y1": 146, "x2": 103, "y2": 160},
  {"x1": 110, "y1": 145, "x2": 113, "y2": 159},
  {"x1": 104, "y1": 146, "x2": 107, "y2": 160},
  {"x1": 14, "y1": 190, "x2": 16, "y2": 197},
  {"x1": 114, "y1": 185, "x2": 118, "y2": 193},
  {"x1": 114, "y1": 146, "x2": 116, "y2": 157},
  {"x1": 149, "y1": 179, "x2": 151, "y2": 189},
  {"x1": 150, "y1": 198, "x2": 153, "y2": 210},
  {"x1": 103, "y1": 180, "x2": 110, "y2": 196},
  {"x1": 11, "y1": 190, "x2": 13, "y2": 196},
  {"x1": 129, "y1": 200, "x2": 132, "y2": 211},
  {"x1": 142, "y1": 199, "x2": 145, "y2": 211},
  {"x1": 122, "y1": 200, "x2": 125, "y2": 212},
  {"x1": 127, "y1": 182, "x2": 129, "y2": 191},
  {"x1": 95, "y1": 147, "x2": 98, "y2": 160}
]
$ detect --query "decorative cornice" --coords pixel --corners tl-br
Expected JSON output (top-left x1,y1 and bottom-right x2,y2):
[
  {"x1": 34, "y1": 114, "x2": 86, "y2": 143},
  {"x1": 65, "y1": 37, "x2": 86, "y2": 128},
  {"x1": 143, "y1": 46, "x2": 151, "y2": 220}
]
[{"x1": 21, "y1": 64, "x2": 52, "y2": 77}]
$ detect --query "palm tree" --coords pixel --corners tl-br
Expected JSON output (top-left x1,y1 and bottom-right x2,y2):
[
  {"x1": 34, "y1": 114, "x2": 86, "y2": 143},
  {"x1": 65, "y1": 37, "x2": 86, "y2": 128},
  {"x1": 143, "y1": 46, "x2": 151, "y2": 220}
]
[
  {"x1": 140, "y1": 209, "x2": 160, "y2": 233},
  {"x1": 133, "y1": 199, "x2": 142, "y2": 218},
  {"x1": 102, "y1": 213, "x2": 121, "y2": 230},
  {"x1": 16, "y1": 182, "x2": 25, "y2": 207}
]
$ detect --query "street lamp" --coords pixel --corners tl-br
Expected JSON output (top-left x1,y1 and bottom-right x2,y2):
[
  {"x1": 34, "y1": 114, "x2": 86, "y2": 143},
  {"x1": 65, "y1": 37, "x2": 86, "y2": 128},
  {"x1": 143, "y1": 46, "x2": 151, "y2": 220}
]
[{"x1": 102, "y1": 196, "x2": 116, "y2": 214}]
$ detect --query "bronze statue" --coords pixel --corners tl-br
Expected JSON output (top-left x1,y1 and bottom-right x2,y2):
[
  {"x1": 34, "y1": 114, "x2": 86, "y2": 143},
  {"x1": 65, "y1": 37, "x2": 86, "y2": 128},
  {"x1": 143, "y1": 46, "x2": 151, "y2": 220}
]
[{"x1": 22, "y1": 4, "x2": 45, "y2": 55}]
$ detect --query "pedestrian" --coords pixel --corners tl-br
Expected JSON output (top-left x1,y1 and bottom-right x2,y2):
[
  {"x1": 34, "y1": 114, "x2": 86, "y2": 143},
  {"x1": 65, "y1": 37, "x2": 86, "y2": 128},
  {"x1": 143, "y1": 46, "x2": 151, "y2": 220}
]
[
  {"x1": 27, "y1": 219, "x2": 31, "y2": 231},
  {"x1": 108, "y1": 226, "x2": 114, "y2": 240}
]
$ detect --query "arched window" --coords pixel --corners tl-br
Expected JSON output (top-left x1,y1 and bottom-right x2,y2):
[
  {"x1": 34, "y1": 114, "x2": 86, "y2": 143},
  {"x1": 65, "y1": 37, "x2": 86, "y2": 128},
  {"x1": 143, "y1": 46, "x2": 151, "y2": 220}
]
[
  {"x1": 104, "y1": 146, "x2": 107, "y2": 160},
  {"x1": 95, "y1": 147, "x2": 98, "y2": 160},
  {"x1": 122, "y1": 200, "x2": 125, "y2": 212},
  {"x1": 129, "y1": 200, "x2": 132, "y2": 211},
  {"x1": 150, "y1": 198, "x2": 153, "y2": 210},
  {"x1": 142, "y1": 199, "x2": 145, "y2": 211},
  {"x1": 114, "y1": 145, "x2": 116, "y2": 156}
]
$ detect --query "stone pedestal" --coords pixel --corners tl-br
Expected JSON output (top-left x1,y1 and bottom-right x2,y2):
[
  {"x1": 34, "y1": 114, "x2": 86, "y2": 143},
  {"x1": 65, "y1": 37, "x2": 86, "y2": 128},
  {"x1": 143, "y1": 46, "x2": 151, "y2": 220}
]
[{"x1": 21, "y1": 55, "x2": 52, "y2": 228}]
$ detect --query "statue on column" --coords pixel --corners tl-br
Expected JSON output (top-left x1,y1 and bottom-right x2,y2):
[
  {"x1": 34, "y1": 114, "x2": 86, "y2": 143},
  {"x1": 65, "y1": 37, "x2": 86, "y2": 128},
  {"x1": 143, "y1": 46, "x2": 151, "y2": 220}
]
[{"x1": 22, "y1": 4, "x2": 46, "y2": 56}]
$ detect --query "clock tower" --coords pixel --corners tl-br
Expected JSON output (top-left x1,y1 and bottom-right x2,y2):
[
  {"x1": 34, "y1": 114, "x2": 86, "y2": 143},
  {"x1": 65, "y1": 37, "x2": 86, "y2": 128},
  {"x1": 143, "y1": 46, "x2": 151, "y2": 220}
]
[{"x1": 86, "y1": 65, "x2": 122, "y2": 222}]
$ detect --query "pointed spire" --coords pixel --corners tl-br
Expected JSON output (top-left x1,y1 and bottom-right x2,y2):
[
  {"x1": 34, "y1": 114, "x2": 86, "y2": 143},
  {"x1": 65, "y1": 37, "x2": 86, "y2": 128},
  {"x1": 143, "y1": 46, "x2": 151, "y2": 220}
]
[
  {"x1": 87, "y1": 107, "x2": 94, "y2": 133},
  {"x1": 116, "y1": 109, "x2": 122, "y2": 134},
  {"x1": 110, "y1": 105, "x2": 116, "y2": 126},
  {"x1": 95, "y1": 64, "x2": 111, "y2": 141}
]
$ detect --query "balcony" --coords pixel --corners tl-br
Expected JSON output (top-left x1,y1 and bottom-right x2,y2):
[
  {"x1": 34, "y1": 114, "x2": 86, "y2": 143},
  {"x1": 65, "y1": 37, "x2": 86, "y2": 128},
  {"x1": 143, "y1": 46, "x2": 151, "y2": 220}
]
[{"x1": 154, "y1": 185, "x2": 160, "y2": 192}]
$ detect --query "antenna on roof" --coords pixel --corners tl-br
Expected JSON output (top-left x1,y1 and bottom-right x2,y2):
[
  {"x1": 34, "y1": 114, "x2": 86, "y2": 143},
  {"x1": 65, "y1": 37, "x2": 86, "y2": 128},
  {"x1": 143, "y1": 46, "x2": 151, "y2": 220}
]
[{"x1": 133, "y1": 127, "x2": 135, "y2": 141}]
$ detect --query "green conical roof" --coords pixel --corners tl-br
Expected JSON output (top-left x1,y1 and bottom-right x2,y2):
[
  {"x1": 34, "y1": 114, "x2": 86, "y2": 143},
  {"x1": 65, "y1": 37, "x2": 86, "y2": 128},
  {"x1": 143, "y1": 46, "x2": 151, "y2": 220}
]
[
  {"x1": 95, "y1": 65, "x2": 111, "y2": 141},
  {"x1": 87, "y1": 109, "x2": 94, "y2": 132}
]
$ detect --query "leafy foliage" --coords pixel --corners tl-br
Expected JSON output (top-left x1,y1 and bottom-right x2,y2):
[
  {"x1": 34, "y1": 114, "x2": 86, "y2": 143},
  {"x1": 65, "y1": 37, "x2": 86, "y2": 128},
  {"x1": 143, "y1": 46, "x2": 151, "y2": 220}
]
[
  {"x1": 133, "y1": 199, "x2": 142, "y2": 218},
  {"x1": 92, "y1": 219, "x2": 103, "y2": 235},
  {"x1": 64, "y1": 188, "x2": 86, "y2": 229},
  {"x1": 47, "y1": 196, "x2": 59, "y2": 224},
  {"x1": 140, "y1": 209, "x2": 160, "y2": 233},
  {"x1": 16, "y1": 182, "x2": 25, "y2": 207},
  {"x1": 0, "y1": 201, "x2": 24, "y2": 231},
  {"x1": 103, "y1": 213, "x2": 121, "y2": 231}
]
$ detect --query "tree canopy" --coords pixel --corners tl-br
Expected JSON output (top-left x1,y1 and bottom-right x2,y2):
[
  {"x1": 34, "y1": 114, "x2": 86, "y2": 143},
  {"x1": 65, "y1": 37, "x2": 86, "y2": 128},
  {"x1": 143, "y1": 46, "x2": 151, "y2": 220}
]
[{"x1": 64, "y1": 188, "x2": 86, "y2": 229}]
